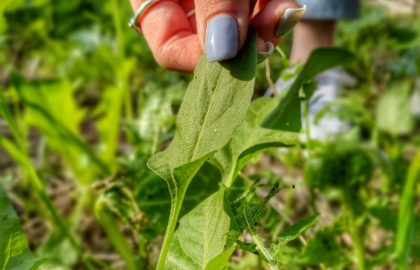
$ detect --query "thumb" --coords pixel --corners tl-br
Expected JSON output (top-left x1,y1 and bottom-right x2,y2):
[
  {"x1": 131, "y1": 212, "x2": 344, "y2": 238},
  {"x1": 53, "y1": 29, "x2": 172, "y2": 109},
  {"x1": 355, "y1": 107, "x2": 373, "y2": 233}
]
[{"x1": 195, "y1": 0, "x2": 250, "y2": 62}]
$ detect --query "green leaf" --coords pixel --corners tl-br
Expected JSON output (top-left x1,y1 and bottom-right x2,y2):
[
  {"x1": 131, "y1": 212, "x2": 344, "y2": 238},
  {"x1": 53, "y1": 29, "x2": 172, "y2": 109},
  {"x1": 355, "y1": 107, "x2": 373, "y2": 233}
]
[
  {"x1": 148, "y1": 30, "x2": 258, "y2": 269},
  {"x1": 0, "y1": 91, "x2": 25, "y2": 149},
  {"x1": 229, "y1": 183, "x2": 281, "y2": 269},
  {"x1": 95, "y1": 197, "x2": 138, "y2": 270},
  {"x1": 395, "y1": 151, "x2": 420, "y2": 269},
  {"x1": 23, "y1": 99, "x2": 110, "y2": 176},
  {"x1": 36, "y1": 229, "x2": 79, "y2": 267},
  {"x1": 410, "y1": 217, "x2": 420, "y2": 263},
  {"x1": 299, "y1": 227, "x2": 348, "y2": 268},
  {"x1": 262, "y1": 48, "x2": 354, "y2": 131},
  {"x1": 304, "y1": 143, "x2": 375, "y2": 189},
  {"x1": 368, "y1": 200, "x2": 397, "y2": 232},
  {"x1": 277, "y1": 214, "x2": 319, "y2": 248},
  {"x1": 132, "y1": 82, "x2": 182, "y2": 155},
  {"x1": 165, "y1": 189, "x2": 231, "y2": 270},
  {"x1": 13, "y1": 82, "x2": 110, "y2": 176},
  {"x1": 205, "y1": 246, "x2": 236, "y2": 270},
  {"x1": 0, "y1": 187, "x2": 46, "y2": 270},
  {"x1": 149, "y1": 33, "x2": 257, "y2": 171},
  {"x1": 95, "y1": 60, "x2": 134, "y2": 165},
  {"x1": 0, "y1": 136, "x2": 30, "y2": 168},
  {"x1": 230, "y1": 187, "x2": 318, "y2": 268},
  {"x1": 182, "y1": 163, "x2": 222, "y2": 216},
  {"x1": 212, "y1": 96, "x2": 299, "y2": 186},
  {"x1": 231, "y1": 191, "x2": 271, "y2": 231},
  {"x1": 376, "y1": 82, "x2": 413, "y2": 136},
  {"x1": 0, "y1": 89, "x2": 83, "y2": 260},
  {"x1": 230, "y1": 182, "x2": 281, "y2": 232}
]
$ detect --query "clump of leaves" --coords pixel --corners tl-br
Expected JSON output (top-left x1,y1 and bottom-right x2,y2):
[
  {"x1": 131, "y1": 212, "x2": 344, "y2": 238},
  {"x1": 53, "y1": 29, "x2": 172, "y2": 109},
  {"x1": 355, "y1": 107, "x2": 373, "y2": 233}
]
[
  {"x1": 229, "y1": 182, "x2": 319, "y2": 270},
  {"x1": 146, "y1": 28, "x2": 354, "y2": 269},
  {"x1": 147, "y1": 30, "x2": 259, "y2": 269},
  {"x1": 305, "y1": 143, "x2": 376, "y2": 189}
]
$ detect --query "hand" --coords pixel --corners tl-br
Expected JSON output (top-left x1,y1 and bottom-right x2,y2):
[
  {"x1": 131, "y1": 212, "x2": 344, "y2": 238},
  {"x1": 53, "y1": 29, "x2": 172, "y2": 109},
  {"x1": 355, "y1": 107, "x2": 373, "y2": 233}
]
[{"x1": 129, "y1": 0, "x2": 305, "y2": 72}]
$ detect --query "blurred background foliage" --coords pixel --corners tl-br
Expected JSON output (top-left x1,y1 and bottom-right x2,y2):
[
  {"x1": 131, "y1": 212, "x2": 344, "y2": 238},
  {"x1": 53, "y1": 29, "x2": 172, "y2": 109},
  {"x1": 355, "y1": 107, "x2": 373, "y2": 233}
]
[{"x1": 0, "y1": 0, "x2": 419, "y2": 269}]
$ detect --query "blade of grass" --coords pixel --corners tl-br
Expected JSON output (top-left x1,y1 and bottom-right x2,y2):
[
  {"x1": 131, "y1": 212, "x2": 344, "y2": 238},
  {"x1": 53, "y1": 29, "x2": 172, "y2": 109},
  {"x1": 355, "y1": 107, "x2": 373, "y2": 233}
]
[
  {"x1": 395, "y1": 151, "x2": 420, "y2": 269},
  {"x1": 95, "y1": 197, "x2": 137, "y2": 270},
  {"x1": 18, "y1": 98, "x2": 110, "y2": 175},
  {"x1": 0, "y1": 91, "x2": 95, "y2": 268}
]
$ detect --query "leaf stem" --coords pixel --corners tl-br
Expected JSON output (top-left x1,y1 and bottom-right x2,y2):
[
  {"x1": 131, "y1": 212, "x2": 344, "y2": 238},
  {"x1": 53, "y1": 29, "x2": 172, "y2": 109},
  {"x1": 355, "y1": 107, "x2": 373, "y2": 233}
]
[
  {"x1": 303, "y1": 98, "x2": 312, "y2": 156},
  {"x1": 395, "y1": 151, "x2": 420, "y2": 269},
  {"x1": 243, "y1": 199, "x2": 278, "y2": 270},
  {"x1": 224, "y1": 168, "x2": 236, "y2": 188},
  {"x1": 343, "y1": 190, "x2": 366, "y2": 270},
  {"x1": 250, "y1": 232, "x2": 279, "y2": 270},
  {"x1": 265, "y1": 60, "x2": 276, "y2": 96},
  {"x1": 95, "y1": 198, "x2": 137, "y2": 270},
  {"x1": 156, "y1": 193, "x2": 185, "y2": 270}
]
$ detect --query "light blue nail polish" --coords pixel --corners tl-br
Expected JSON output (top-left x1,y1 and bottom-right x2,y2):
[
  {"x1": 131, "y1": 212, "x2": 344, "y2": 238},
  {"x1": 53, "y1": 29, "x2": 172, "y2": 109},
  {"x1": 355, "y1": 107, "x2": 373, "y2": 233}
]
[
  {"x1": 275, "y1": 5, "x2": 306, "y2": 37},
  {"x1": 206, "y1": 14, "x2": 238, "y2": 62}
]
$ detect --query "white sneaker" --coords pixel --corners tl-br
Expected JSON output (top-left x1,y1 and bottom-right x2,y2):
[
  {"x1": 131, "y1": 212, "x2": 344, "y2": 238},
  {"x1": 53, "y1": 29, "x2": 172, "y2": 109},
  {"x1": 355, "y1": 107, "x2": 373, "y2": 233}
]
[{"x1": 411, "y1": 79, "x2": 420, "y2": 119}]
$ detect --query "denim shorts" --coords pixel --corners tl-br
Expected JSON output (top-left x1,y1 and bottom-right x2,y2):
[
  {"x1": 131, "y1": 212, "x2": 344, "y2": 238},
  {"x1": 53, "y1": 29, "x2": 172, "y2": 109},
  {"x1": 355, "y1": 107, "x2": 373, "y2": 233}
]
[{"x1": 296, "y1": 0, "x2": 360, "y2": 20}]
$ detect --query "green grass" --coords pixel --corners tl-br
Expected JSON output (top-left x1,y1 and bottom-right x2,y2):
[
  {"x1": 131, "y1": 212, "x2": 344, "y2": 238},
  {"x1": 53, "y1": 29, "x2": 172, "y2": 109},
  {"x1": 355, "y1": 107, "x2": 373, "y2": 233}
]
[{"x1": 0, "y1": 1, "x2": 419, "y2": 269}]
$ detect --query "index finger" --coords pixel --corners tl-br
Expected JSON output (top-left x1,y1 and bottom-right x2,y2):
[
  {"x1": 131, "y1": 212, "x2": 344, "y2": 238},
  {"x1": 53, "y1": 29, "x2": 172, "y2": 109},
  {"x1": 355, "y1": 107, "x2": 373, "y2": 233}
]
[{"x1": 130, "y1": 0, "x2": 202, "y2": 72}]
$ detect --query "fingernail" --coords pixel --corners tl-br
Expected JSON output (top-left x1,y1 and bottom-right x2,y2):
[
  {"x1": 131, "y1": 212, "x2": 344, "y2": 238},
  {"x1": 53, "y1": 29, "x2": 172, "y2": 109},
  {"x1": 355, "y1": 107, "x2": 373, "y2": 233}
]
[
  {"x1": 258, "y1": 42, "x2": 275, "y2": 63},
  {"x1": 275, "y1": 5, "x2": 306, "y2": 37},
  {"x1": 206, "y1": 14, "x2": 239, "y2": 62}
]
